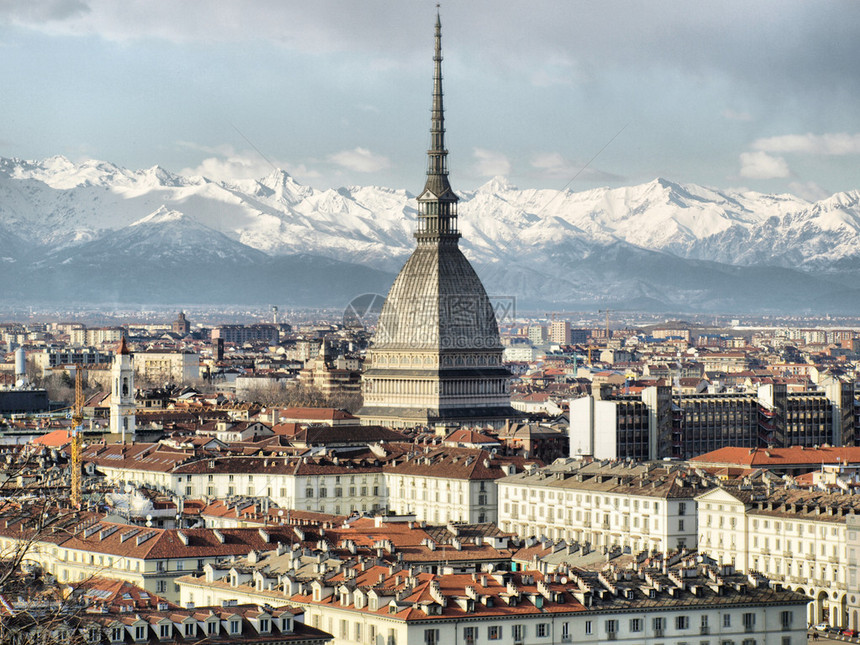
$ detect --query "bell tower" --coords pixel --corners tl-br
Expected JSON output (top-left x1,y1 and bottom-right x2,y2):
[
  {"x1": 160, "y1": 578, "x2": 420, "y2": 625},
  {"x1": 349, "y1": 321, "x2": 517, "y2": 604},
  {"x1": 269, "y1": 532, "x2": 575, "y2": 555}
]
[{"x1": 110, "y1": 336, "x2": 136, "y2": 442}]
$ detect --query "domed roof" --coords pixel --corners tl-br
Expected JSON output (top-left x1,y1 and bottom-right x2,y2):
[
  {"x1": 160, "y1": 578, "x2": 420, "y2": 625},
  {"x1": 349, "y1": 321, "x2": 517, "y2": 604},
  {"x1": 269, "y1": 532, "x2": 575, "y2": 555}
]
[{"x1": 374, "y1": 240, "x2": 501, "y2": 352}]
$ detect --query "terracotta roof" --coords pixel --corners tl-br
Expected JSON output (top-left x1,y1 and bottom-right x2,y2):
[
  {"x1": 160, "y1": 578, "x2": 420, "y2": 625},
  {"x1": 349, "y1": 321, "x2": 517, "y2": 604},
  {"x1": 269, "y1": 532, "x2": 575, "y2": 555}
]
[
  {"x1": 31, "y1": 429, "x2": 72, "y2": 447},
  {"x1": 691, "y1": 445, "x2": 860, "y2": 468}
]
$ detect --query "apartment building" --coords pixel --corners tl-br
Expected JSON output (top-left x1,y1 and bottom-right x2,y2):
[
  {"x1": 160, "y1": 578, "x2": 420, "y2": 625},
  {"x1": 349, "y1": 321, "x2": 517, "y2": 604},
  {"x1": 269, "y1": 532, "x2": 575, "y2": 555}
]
[
  {"x1": 571, "y1": 378, "x2": 856, "y2": 461},
  {"x1": 497, "y1": 459, "x2": 709, "y2": 553},
  {"x1": 695, "y1": 484, "x2": 858, "y2": 628},
  {"x1": 178, "y1": 550, "x2": 808, "y2": 645}
]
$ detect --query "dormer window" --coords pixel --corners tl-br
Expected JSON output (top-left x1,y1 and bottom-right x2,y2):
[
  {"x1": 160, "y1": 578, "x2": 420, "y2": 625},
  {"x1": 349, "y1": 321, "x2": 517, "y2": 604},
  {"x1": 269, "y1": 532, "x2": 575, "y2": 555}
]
[
  {"x1": 111, "y1": 627, "x2": 124, "y2": 642},
  {"x1": 282, "y1": 618, "x2": 292, "y2": 632},
  {"x1": 184, "y1": 623, "x2": 196, "y2": 637},
  {"x1": 207, "y1": 621, "x2": 218, "y2": 635},
  {"x1": 160, "y1": 624, "x2": 171, "y2": 638},
  {"x1": 230, "y1": 620, "x2": 241, "y2": 634},
  {"x1": 134, "y1": 625, "x2": 146, "y2": 641},
  {"x1": 259, "y1": 618, "x2": 270, "y2": 633}
]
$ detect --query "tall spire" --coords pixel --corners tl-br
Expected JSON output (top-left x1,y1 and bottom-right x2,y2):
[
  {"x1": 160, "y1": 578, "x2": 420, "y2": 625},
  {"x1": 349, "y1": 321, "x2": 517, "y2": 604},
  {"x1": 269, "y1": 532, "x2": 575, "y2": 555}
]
[{"x1": 416, "y1": 8, "x2": 459, "y2": 241}]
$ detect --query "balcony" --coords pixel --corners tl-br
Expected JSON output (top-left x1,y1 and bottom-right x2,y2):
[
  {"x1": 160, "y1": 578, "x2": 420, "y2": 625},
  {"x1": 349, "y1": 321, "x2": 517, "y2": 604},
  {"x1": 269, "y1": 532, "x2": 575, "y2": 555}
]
[
  {"x1": 654, "y1": 630, "x2": 664, "y2": 638},
  {"x1": 701, "y1": 627, "x2": 711, "y2": 635}
]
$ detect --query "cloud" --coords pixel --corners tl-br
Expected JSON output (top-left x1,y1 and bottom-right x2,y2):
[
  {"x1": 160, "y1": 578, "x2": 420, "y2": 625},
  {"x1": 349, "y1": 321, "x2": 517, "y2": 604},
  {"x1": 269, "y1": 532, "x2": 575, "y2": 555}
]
[
  {"x1": 788, "y1": 180, "x2": 830, "y2": 201},
  {"x1": 328, "y1": 147, "x2": 390, "y2": 173},
  {"x1": 528, "y1": 152, "x2": 619, "y2": 182},
  {"x1": 752, "y1": 132, "x2": 860, "y2": 155},
  {"x1": 722, "y1": 108, "x2": 753, "y2": 122},
  {"x1": 739, "y1": 151, "x2": 789, "y2": 179},
  {"x1": 177, "y1": 144, "x2": 319, "y2": 183},
  {"x1": 531, "y1": 152, "x2": 577, "y2": 178},
  {"x1": 0, "y1": 0, "x2": 90, "y2": 23},
  {"x1": 473, "y1": 148, "x2": 511, "y2": 176}
]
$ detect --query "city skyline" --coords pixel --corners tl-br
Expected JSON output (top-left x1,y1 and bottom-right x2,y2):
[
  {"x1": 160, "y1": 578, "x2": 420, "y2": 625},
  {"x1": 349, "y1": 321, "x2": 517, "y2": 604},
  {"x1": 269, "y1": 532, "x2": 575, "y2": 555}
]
[{"x1": 2, "y1": 1, "x2": 859, "y2": 200}]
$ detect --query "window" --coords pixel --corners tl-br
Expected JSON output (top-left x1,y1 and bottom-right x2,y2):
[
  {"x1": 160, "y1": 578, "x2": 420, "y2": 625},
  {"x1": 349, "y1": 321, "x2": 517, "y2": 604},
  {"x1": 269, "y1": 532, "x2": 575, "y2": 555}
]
[
  {"x1": 513, "y1": 625, "x2": 525, "y2": 643},
  {"x1": 320, "y1": 488, "x2": 328, "y2": 498},
  {"x1": 605, "y1": 619, "x2": 618, "y2": 639},
  {"x1": 134, "y1": 626, "x2": 146, "y2": 640},
  {"x1": 306, "y1": 488, "x2": 313, "y2": 498},
  {"x1": 259, "y1": 618, "x2": 270, "y2": 633},
  {"x1": 537, "y1": 624, "x2": 549, "y2": 638},
  {"x1": 464, "y1": 627, "x2": 477, "y2": 644},
  {"x1": 585, "y1": 620, "x2": 593, "y2": 636},
  {"x1": 677, "y1": 616, "x2": 690, "y2": 630},
  {"x1": 561, "y1": 622, "x2": 570, "y2": 642},
  {"x1": 160, "y1": 624, "x2": 171, "y2": 638},
  {"x1": 654, "y1": 617, "x2": 666, "y2": 633},
  {"x1": 156, "y1": 580, "x2": 166, "y2": 593},
  {"x1": 185, "y1": 623, "x2": 195, "y2": 637},
  {"x1": 208, "y1": 621, "x2": 217, "y2": 635},
  {"x1": 679, "y1": 502, "x2": 687, "y2": 515},
  {"x1": 630, "y1": 618, "x2": 643, "y2": 632},
  {"x1": 488, "y1": 626, "x2": 502, "y2": 640},
  {"x1": 743, "y1": 613, "x2": 756, "y2": 632},
  {"x1": 723, "y1": 615, "x2": 732, "y2": 628},
  {"x1": 780, "y1": 611, "x2": 793, "y2": 630},
  {"x1": 230, "y1": 620, "x2": 240, "y2": 634},
  {"x1": 701, "y1": 615, "x2": 710, "y2": 634}
]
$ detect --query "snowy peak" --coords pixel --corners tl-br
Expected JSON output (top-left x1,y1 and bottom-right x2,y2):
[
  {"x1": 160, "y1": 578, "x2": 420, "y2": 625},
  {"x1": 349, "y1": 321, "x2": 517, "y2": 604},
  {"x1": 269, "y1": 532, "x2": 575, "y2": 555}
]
[{"x1": 131, "y1": 206, "x2": 187, "y2": 226}]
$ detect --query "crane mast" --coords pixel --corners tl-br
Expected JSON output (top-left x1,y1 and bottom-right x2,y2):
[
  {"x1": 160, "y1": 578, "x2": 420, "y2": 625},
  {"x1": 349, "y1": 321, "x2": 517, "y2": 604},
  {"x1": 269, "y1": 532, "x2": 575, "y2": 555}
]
[{"x1": 70, "y1": 368, "x2": 84, "y2": 507}]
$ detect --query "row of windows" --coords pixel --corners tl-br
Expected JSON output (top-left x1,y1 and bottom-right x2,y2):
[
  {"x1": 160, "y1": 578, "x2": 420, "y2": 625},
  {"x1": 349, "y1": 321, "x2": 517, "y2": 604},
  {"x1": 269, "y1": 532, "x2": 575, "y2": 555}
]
[{"x1": 502, "y1": 487, "x2": 661, "y2": 512}]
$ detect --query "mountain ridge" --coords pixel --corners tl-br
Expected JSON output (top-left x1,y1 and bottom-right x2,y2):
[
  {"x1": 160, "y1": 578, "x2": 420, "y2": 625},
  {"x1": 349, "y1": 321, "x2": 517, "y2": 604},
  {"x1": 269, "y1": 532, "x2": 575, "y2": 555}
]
[{"x1": 2, "y1": 156, "x2": 859, "y2": 312}]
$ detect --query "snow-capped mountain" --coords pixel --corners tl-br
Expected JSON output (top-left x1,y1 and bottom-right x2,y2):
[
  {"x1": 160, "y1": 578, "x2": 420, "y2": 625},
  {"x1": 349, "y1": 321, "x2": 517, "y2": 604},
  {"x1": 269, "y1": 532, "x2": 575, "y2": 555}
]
[{"x1": 2, "y1": 155, "x2": 859, "y2": 312}]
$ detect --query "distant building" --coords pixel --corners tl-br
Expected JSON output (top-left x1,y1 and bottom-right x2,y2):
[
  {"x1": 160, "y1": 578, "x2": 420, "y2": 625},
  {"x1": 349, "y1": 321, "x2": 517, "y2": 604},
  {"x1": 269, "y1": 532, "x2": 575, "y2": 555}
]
[
  {"x1": 135, "y1": 350, "x2": 199, "y2": 384},
  {"x1": 172, "y1": 311, "x2": 191, "y2": 335},
  {"x1": 31, "y1": 347, "x2": 112, "y2": 376},
  {"x1": 527, "y1": 325, "x2": 548, "y2": 344},
  {"x1": 549, "y1": 319, "x2": 571, "y2": 345},
  {"x1": 211, "y1": 324, "x2": 279, "y2": 344}
]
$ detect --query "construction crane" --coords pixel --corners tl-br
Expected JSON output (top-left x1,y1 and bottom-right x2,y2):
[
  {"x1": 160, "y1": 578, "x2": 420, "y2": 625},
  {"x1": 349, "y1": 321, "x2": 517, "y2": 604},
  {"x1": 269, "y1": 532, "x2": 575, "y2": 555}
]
[{"x1": 70, "y1": 368, "x2": 85, "y2": 508}]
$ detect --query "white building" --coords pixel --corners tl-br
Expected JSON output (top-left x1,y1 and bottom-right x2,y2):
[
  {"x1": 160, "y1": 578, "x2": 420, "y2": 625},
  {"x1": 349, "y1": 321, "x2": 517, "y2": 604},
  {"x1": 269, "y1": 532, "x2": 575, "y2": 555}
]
[
  {"x1": 382, "y1": 447, "x2": 524, "y2": 525},
  {"x1": 497, "y1": 459, "x2": 708, "y2": 553},
  {"x1": 178, "y1": 550, "x2": 808, "y2": 645},
  {"x1": 135, "y1": 350, "x2": 199, "y2": 384},
  {"x1": 696, "y1": 484, "x2": 856, "y2": 628}
]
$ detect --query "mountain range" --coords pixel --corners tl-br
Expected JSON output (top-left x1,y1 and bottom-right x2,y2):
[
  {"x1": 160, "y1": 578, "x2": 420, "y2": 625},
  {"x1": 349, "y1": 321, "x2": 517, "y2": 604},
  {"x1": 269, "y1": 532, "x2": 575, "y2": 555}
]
[{"x1": 2, "y1": 155, "x2": 860, "y2": 314}]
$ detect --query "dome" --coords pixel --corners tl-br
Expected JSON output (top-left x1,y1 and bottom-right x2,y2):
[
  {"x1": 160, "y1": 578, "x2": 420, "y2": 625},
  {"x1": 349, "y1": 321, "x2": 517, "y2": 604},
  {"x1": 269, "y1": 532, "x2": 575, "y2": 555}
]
[{"x1": 374, "y1": 240, "x2": 502, "y2": 352}]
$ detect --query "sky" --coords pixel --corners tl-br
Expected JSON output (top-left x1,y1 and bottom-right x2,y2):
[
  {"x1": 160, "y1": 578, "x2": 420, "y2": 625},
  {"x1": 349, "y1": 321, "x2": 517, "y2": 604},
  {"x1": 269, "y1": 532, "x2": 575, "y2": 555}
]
[{"x1": 2, "y1": 1, "x2": 860, "y2": 200}]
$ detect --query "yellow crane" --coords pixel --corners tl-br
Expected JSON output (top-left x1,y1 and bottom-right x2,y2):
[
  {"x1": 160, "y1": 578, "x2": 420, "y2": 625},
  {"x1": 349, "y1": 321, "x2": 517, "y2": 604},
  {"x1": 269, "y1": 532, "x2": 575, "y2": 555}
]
[{"x1": 70, "y1": 368, "x2": 84, "y2": 508}]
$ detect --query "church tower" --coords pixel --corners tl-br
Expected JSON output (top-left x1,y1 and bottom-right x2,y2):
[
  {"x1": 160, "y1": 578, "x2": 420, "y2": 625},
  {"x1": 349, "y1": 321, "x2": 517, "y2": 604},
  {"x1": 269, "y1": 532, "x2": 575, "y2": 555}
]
[
  {"x1": 109, "y1": 336, "x2": 136, "y2": 442},
  {"x1": 359, "y1": 12, "x2": 516, "y2": 428}
]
